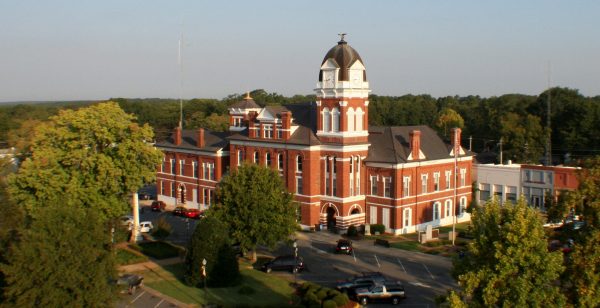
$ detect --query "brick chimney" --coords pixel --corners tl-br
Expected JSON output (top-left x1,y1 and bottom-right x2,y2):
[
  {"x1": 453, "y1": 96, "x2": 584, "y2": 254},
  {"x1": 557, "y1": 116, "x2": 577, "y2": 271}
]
[
  {"x1": 248, "y1": 111, "x2": 258, "y2": 138},
  {"x1": 174, "y1": 127, "x2": 182, "y2": 146},
  {"x1": 452, "y1": 127, "x2": 462, "y2": 154},
  {"x1": 281, "y1": 111, "x2": 292, "y2": 139},
  {"x1": 197, "y1": 128, "x2": 205, "y2": 148},
  {"x1": 409, "y1": 130, "x2": 421, "y2": 160}
]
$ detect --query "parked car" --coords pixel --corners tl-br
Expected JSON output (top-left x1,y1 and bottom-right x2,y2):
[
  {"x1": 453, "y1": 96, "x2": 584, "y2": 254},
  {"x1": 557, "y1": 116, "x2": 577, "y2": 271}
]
[
  {"x1": 151, "y1": 201, "x2": 166, "y2": 212},
  {"x1": 336, "y1": 272, "x2": 386, "y2": 294},
  {"x1": 172, "y1": 206, "x2": 186, "y2": 216},
  {"x1": 335, "y1": 239, "x2": 353, "y2": 255},
  {"x1": 139, "y1": 221, "x2": 154, "y2": 233},
  {"x1": 184, "y1": 208, "x2": 203, "y2": 219},
  {"x1": 261, "y1": 255, "x2": 304, "y2": 273},
  {"x1": 355, "y1": 281, "x2": 406, "y2": 305}
]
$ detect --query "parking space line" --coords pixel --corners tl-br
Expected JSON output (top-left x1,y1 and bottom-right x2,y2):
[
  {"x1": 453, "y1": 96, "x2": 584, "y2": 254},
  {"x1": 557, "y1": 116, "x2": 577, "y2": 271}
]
[
  {"x1": 374, "y1": 254, "x2": 381, "y2": 268},
  {"x1": 423, "y1": 264, "x2": 434, "y2": 280},
  {"x1": 153, "y1": 299, "x2": 165, "y2": 308},
  {"x1": 130, "y1": 291, "x2": 146, "y2": 303},
  {"x1": 397, "y1": 258, "x2": 407, "y2": 273}
]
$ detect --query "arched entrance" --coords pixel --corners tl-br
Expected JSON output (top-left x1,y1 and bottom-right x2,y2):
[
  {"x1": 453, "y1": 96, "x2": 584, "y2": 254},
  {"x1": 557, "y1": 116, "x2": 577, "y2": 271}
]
[{"x1": 327, "y1": 207, "x2": 336, "y2": 230}]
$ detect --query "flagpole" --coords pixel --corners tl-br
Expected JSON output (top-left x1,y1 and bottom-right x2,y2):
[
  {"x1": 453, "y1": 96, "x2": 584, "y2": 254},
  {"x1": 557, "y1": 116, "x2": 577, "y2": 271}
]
[{"x1": 452, "y1": 128, "x2": 458, "y2": 246}]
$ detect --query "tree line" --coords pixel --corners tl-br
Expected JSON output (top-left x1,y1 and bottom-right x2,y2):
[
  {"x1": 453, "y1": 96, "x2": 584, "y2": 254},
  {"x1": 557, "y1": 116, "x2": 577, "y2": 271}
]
[{"x1": 2, "y1": 87, "x2": 599, "y2": 164}]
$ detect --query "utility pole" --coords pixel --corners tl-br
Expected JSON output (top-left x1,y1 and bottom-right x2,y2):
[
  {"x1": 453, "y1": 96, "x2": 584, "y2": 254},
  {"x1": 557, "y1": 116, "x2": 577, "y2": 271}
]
[
  {"x1": 469, "y1": 136, "x2": 472, "y2": 152},
  {"x1": 498, "y1": 138, "x2": 503, "y2": 165}
]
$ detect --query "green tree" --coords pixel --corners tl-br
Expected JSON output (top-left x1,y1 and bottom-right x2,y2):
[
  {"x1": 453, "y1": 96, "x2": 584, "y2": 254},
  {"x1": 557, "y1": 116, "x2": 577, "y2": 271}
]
[
  {"x1": 0, "y1": 158, "x2": 23, "y2": 302},
  {"x1": 499, "y1": 113, "x2": 545, "y2": 163},
  {"x1": 213, "y1": 164, "x2": 297, "y2": 260},
  {"x1": 8, "y1": 102, "x2": 163, "y2": 220},
  {"x1": 434, "y1": 108, "x2": 464, "y2": 138},
  {"x1": 1, "y1": 204, "x2": 116, "y2": 307},
  {"x1": 448, "y1": 198, "x2": 565, "y2": 307},
  {"x1": 184, "y1": 215, "x2": 240, "y2": 287}
]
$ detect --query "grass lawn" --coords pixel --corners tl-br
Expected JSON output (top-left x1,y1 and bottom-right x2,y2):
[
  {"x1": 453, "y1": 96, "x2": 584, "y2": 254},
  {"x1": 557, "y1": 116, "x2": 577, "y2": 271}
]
[
  {"x1": 130, "y1": 241, "x2": 184, "y2": 260},
  {"x1": 139, "y1": 260, "x2": 297, "y2": 307},
  {"x1": 438, "y1": 221, "x2": 471, "y2": 233},
  {"x1": 116, "y1": 247, "x2": 148, "y2": 265}
]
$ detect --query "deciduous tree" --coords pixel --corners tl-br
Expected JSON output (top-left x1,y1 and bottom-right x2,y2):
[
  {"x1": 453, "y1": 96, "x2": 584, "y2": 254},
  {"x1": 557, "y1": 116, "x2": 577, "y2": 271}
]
[
  {"x1": 434, "y1": 108, "x2": 464, "y2": 138},
  {"x1": 212, "y1": 164, "x2": 297, "y2": 260},
  {"x1": 448, "y1": 198, "x2": 565, "y2": 307}
]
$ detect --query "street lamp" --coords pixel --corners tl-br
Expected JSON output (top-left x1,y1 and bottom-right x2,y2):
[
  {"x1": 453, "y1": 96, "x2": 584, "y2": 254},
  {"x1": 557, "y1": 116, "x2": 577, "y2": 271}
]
[{"x1": 293, "y1": 241, "x2": 298, "y2": 286}]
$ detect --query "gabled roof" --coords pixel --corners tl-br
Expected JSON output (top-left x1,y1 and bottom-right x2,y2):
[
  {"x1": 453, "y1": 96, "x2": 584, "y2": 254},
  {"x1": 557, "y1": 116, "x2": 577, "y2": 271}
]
[
  {"x1": 229, "y1": 97, "x2": 261, "y2": 109},
  {"x1": 365, "y1": 126, "x2": 469, "y2": 164},
  {"x1": 156, "y1": 129, "x2": 231, "y2": 152}
]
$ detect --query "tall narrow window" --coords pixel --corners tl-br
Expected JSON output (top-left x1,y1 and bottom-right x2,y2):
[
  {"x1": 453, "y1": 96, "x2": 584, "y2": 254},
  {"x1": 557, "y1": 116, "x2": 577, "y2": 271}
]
[
  {"x1": 403, "y1": 208, "x2": 412, "y2": 227},
  {"x1": 277, "y1": 153, "x2": 283, "y2": 170},
  {"x1": 193, "y1": 161, "x2": 198, "y2": 178},
  {"x1": 161, "y1": 158, "x2": 166, "y2": 173},
  {"x1": 160, "y1": 181, "x2": 165, "y2": 195},
  {"x1": 355, "y1": 107, "x2": 364, "y2": 131},
  {"x1": 296, "y1": 156, "x2": 303, "y2": 172},
  {"x1": 331, "y1": 108, "x2": 340, "y2": 132},
  {"x1": 445, "y1": 170, "x2": 451, "y2": 190},
  {"x1": 237, "y1": 150, "x2": 243, "y2": 166},
  {"x1": 208, "y1": 163, "x2": 215, "y2": 180},
  {"x1": 253, "y1": 151, "x2": 259, "y2": 164},
  {"x1": 203, "y1": 163, "x2": 208, "y2": 179},
  {"x1": 403, "y1": 176, "x2": 411, "y2": 197},
  {"x1": 170, "y1": 182, "x2": 175, "y2": 197},
  {"x1": 349, "y1": 158, "x2": 354, "y2": 196},
  {"x1": 170, "y1": 159, "x2": 176, "y2": 174},
  {"x1": 325, "y1": 157, "x2": 331, "y2": 195},
  {"x1": 332, "y1": 157, "x2": 337, "y2": 196},
  {"x1": 355, "y1": 156, "x2": 361, "y2": 195},
  {"x1": 265, "y1": 153, "x2": 271, "y2": 167},
  {"x1": 322, "y1": 107, "x2": 331, "y2": 132},
  {"x1": 296, "y1": 176, "x2": 303, "y2": 194},
  {"x1": 347, "y1": 107, "x2": 355, "y2": 131},
  {"x1": 460, "y1": 168, "x2": 466, "y2": 187},
  {"x1": 459, "y1": 197, "x2": 467, "y2": 214},
  {"x1": 445, "y1": 200, "x2": 452, "y2": 217},
  {"x1": 434, "y1": 172, "x2": 440, "y2": 191},
  {"x1": 179, "y1": 160, "x2": 184, "y2": 176},
  {"x1": 433, "y1": 202, "x2": 441, "y2": 220},
  {"x1": 421, "y1": 174, "x2": 428, "y2": 194},
  {"x1": 370, "y1": 176, "x2": 378, "y2": 195},
  {"x1": 384, "y1": 177, "x2": 392, "y2": 198}
]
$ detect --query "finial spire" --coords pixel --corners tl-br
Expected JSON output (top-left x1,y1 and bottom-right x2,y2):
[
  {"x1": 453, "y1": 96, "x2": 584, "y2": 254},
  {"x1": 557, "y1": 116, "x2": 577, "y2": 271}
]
[
  {"x1": 244, "y1": 91, "x2": 252, "y2": 100},
  {"x1": 338, "y1": 33, "x2": 347, "y2": 42}
]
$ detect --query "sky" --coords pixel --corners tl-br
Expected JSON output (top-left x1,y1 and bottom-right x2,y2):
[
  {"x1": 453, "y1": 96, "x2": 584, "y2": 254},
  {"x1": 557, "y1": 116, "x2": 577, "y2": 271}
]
[{"x1": 1, "y1": 1, "x2": 599, "y2": 102}]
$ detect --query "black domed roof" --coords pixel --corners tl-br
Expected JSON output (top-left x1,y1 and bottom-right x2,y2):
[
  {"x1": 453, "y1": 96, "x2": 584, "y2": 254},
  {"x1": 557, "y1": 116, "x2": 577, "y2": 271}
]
[{"x1": 319, "y1": 39, "x2": 366, "y2": 82}]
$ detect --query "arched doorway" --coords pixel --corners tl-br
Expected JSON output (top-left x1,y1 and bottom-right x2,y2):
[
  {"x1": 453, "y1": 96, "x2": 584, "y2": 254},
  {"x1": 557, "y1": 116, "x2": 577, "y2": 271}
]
[{"x1": 327, "y1": 207, "x2": 336, "y2": 230}]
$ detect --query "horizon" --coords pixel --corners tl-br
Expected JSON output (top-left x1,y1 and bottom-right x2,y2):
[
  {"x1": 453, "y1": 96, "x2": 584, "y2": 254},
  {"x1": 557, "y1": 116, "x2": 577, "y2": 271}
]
[{"x1": 1, "y1": 1, "x2": 599, "y2": 102}]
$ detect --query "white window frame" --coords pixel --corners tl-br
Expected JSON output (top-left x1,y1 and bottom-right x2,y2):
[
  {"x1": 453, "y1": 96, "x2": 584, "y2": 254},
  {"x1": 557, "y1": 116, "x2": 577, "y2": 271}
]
[
  {"x1": 296, "y1": 176, "x2": 303, "y2": 195},
  {"x1": 265, "y1": 152, "x2": 271, "y2": 167},
  {"x1": 459, "y1": 197, "x2": 467, "y2": 214},
  {"x1": 433, "y1": 202, "x2": 441, "y2": 220},
  {"x1": 264, "y1": 124, "x2": 273, "y2": 139},
  {"x1": 277, "y1": 153, "x2": 283, "y2": 170},
  {"x1": 383, "y1": 177, "x2": 392, "y2": 198},
  {"x1": 434, "y1": 172, "x2": 440, "y2": 191},
  {"x1": 445, "y1": 199, "x2": 452, "y2": 217},
  {"x1": 237, "y1": 150, "x2": 243, "y2": 166},
  {"x1": 445, "y1": 170, "x2": 451, "y2": 190},
  {"x1": 192, "y1": 161, "x2": 198, "y2": 178},
  {"x1": 296, "y1": 155, "x2": 303, "y2": 172},
  {"x1": 460, "y1": 168, "x2": 466, "y2": 187},
  {"x1": 421, "y1": 174, "x2": 428, "y2": 194},
  {"x1": 253, "y1": 151, "x2": 259, "y2": 164},
  {"x1": 403, "y1": 208, "x2": 412, "y2": 228},
  {"x1": 370, "y1": 175, "x2": 378, "y2": 195},
  {"x1": 403, "y1": 176, "x2": 411, "y2": 197}
]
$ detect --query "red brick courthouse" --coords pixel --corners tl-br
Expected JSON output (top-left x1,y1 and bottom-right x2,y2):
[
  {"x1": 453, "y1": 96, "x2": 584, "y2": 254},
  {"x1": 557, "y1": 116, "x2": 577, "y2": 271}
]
[{"x1": 155, "y1": 38, "x2": 473, "y2": 234}]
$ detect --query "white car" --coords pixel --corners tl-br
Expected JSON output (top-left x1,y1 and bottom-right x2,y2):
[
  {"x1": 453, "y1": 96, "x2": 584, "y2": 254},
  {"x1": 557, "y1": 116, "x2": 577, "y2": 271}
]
[{"x1": 139, "y1": 221, "x2": 154, "y2": 233}]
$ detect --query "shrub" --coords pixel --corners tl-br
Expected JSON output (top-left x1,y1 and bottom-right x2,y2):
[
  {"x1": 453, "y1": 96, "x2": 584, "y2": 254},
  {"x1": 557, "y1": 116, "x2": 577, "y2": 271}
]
[
  {"x1": 316, "y1": 288, "x2": 328, "y2": 300},
  {"x1": 370, "y1": 224, "x2": 385, "y2": 234},
  {"x1": 322, "y1": 300, "x2": 337, "y2": 308},
  {"x1": 346, "y1": 225, "x2": 358, "y2": 237},
  {"x1": 332, "y1": 293, "x2": 349, "y2": 306},
  {"x1": 152, "y1": 216, "x2": 172, "y2": 239},
  {"x1": 237, "y1": 285, "x2": 255, "y2": 295},
  {"x1": 136, "y1": 241, "x2": 182, "y2": 259}
]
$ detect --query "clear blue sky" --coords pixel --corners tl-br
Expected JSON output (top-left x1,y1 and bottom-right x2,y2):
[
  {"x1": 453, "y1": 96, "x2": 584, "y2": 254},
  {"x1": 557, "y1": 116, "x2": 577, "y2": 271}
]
[{"x1": 1, "y1": 0, "x2": 599, "y2": 102}]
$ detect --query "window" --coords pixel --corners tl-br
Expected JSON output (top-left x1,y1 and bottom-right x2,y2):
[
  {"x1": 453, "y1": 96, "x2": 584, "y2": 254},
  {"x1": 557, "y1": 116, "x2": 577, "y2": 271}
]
[
  {"x1": 347, "y1": 107, "x2": 355, "y2": 131},
  {"x1": 322, "y1": 107, "x2": 331, "y2": 132},
  {"x1": 253, "y1": 151, "x2": 259, "y2": 164},
  {"x1": 403, "y1": 208, "x2": 411, "y2": 227},
  {"x1": 460, "y1": 168, "x2": 466, "y2": 187},
  {"x1": 355, "y1": 157, "x2": 360, "y2": 195},
  {"x1": 203, "y1": 189, "x2": 208, "y2": 206},
  {"x1": 421, "y1": 174, "x2": 428, "y2": 194},
  {"x1": 237, "y1": 150, "x2": 243, "y2": 166},
  {"x1": 265, "y1": 153, "x2": 271, "y2": 167},
  {"x1": 331, "y1": 108, "x2": 339, "y2": 132},
  {"x1": 403, "y1": 176, "x2": 411, "y2": 197},
  {"x1": 264, "y1": 124, "x2": 273, "y2": 139},
  {"x1": 170, "y1": 159, "x2": 176, "y2": 174},
  {"x1": 179, "y1": 160, "x2": 184, "y2": 176},
  {"x1": 233, "y1": 117, "x2": 243, "y2": 127},
  {"x1": 203, "y1": 162, "x2": 215, "y2": 180},
  {"x1": 296, "y1": 176, "x2": 303, "y2": 194},
  {"x1": 383, "y1": 177, "x2": 392, "y2": 198},
  {"x1": 506, "y1": 186, "x2": 517, "y2": 203},
  {"x1": 524, "y1": 170, "x2": 532, "y2": 182},
  {"x1": 161, "y1": 158, "x2": 166, "y2": 173},
  {"x1": 278, "y1": 154, "x2": 283, "y2": 170},
  {"x1": 349, "y1": 173, "x2": 354, "y2": 196},
  {"x1": 433, "y1": 202, "x2": 441, "y2": 220},
  {"x1": 192, "y1": 161, "x2": 198, "y2": 178},
  {"x1": 445, "y1": 170, "x2": 451, "y2": 189},
  {"x1": 296, "y1": 156, "x2": 303, "y2": 172},
  {"x1": 170, "y1": 182, "x2": 175, "y2": 197},
  {"x1": 480, "y1": 183, "x2": 491, "y2": 201},
  {"x1": 459, "y1": 197, "x2": 467, "y2": 214},
  {"x1": 160, "y1": 181, "x2": 165, "y2": 195},
  {"x1": 370, "y1": 176, "x2": 378, "y2": 195},
  {"x1": 494, "y1": 185, "x2": 503, "y2": 201},
  {"x1": 355, "y1": 107, "x2": 363, "y2": 131},
  {"x1": 434, "y1": 172, "x2": 440, "y2": 191},
  {"x1": 277, "y1": 126, "x2": 283, "y2": 139},
  {"x1": 445, "y1": 200, "x2": 452, "y2": 217},
  {"x1": 370, "y1": 206, "x2": 377, "y2": 224}
]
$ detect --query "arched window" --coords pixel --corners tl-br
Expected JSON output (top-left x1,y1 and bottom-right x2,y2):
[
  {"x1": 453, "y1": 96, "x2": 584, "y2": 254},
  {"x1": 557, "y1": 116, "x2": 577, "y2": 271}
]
[
  {"x1": 445, "y1": 200, "x2": 452, "y2": 217},
  {"x1": 331, "y1": 108, "x2": 340, "y2": 132},
  {"x1": 322, "y1": 107, "x2": 330, "y2": 132},
  {"x1": 355, "y1": 107, "x2": 364, "y2": 131},
  {"x1": 253, "y1": 151, "x2": 259, "y2": 164},
  {"x1": 265, "y1": 153, "x2": 271, "y2": 167},
  {"x1": 403, "y1": 208, "x2": 412, "y2": 227},
  {"x1": 347, "y1": 107, "x2": 355, "y2": 132},
  {"x1": 433, "y1": 202, "x2": 441, "y2": 220},
  {"x1": 296, "y1": 156, "x2": 303, "y2": 172}
]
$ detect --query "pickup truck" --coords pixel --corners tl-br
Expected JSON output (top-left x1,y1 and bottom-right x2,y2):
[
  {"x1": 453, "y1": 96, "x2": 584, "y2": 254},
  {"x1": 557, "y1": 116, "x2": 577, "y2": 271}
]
[
  {"x1": 335, "y1": 272, "x2": 386, "y2": 295},
  {"x1": 355, "y1": 282, "x2": 406, "y2": 305}
]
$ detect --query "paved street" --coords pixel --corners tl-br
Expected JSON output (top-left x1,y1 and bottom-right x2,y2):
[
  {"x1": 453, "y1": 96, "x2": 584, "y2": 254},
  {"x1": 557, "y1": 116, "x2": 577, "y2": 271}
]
[
  {"x1": 116, "y1": 287, "x2": 183, "y2": 308},
  {"x1": 137, "y1": 201, "x2": 199, "y2": 245}
]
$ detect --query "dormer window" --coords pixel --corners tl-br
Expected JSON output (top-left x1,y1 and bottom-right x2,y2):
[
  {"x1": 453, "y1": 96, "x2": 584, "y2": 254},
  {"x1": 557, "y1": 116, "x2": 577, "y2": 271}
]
[
  {"x1": 233, "y1": 117, "x2": 243, "y2": 127},
  {"x1": 263, "y1": 124, "x2": 273, "y2": 139}
]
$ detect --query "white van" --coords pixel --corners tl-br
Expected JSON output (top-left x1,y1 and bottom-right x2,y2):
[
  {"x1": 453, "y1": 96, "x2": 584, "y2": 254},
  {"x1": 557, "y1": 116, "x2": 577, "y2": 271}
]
[{"x1": 139, "y1": 221, "x2": 154, "y2": 233}]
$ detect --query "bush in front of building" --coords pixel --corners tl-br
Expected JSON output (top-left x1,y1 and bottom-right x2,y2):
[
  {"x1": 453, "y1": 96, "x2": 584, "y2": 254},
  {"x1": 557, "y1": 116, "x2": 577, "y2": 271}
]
[
  {"x1": 346, "y1": 225, "x2": 359, "y2": 237},
  {"x1": 297, "y1": 282, "x2": 349, "y2": 307},
  {"x1": 370, "y1": 224, "x2": 386, "y2": 234},
  {"x1": 151, "y1": 216, "x2": 172, "y2": 239}
]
